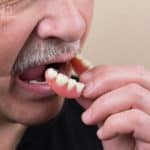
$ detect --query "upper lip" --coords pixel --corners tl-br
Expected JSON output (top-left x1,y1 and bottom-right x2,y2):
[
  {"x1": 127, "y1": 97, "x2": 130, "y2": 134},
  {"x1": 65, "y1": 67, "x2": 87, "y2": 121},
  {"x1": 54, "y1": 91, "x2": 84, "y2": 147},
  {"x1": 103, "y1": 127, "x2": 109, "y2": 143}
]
[
  {"x1": 11, "y1": 38, "x2": 81, "y2": 76},
  {"x1": 12, "y1": 51, "x2": 79, "y2": 76}
]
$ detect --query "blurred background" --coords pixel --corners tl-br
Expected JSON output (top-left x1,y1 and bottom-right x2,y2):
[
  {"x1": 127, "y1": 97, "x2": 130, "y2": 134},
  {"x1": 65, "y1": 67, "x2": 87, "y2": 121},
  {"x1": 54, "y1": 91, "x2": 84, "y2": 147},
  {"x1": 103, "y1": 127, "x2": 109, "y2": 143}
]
[{"x1": 82, "y1": 0, "x2": 150, "y2": 68}]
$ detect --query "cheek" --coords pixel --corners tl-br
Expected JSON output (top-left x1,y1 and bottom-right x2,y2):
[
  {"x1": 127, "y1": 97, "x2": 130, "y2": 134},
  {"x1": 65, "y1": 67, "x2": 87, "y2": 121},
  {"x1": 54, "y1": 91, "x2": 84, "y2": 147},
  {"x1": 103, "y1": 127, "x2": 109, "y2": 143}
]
[
  {"x1": 0, "y1": 12, "x2": 38, "y2": 76},
  {"x1": 76, "y1": 0, "x2": 94, "y2": 24},
  {"x1": 0, "y1": 26, "x2": 26, "y2": 76},
  {"x1": 0, "y1": 22, "x2": 29, "y2": 76},
  {"x1": 75, "y1": 0, "x2": 94, "y2": 46}
]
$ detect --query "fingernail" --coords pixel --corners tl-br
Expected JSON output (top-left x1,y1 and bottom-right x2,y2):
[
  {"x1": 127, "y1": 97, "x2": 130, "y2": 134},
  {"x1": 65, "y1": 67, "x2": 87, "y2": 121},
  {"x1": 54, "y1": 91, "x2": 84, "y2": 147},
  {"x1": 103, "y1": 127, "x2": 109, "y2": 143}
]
[
  {"x1": 80, "y1": 72, "x2": 92, "y2": 82},
  {"x1": 82, "y1": 109, "x2": 92, "y2": 124},
  {"x1": 97, "y1": 128, "x2": 104, "y2": 139}
]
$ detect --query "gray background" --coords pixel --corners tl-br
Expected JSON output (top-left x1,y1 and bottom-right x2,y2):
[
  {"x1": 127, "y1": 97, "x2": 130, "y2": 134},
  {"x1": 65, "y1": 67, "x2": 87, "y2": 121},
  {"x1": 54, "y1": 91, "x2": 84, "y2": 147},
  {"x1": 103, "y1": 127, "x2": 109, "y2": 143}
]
[{"x1": 83, "y1": 0, "x2": 150, "y2": 68}]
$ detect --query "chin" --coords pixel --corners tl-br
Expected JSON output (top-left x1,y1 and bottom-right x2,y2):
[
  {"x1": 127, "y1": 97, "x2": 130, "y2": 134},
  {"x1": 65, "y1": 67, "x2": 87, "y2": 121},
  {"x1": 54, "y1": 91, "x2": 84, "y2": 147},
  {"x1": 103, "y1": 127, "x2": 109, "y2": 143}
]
[
  {"x1": 0, "y1": 95, "x2": 65, "y2": 126},
  {"x1": 15, "y1": 105, "x2": 63, "y2": 126},
  {"x1": 13, "y1": 107, "x2": 62, "y2": 126}
]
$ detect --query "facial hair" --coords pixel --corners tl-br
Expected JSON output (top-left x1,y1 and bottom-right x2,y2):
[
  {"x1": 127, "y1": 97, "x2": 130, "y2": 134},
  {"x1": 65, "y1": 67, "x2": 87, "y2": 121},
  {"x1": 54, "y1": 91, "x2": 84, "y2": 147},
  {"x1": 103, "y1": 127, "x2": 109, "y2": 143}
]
[{"x1": 11, "y1": 36, "x2": 80, "y2": 76}]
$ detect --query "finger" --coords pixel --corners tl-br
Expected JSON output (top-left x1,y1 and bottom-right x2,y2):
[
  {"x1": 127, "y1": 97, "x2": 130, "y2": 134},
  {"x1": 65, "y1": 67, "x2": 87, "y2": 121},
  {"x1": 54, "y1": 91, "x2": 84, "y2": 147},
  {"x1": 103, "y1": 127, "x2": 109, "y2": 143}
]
[
  {"x1": 80, "y1": 65, "x2": 150, "y2": 99},
  {"x1": 45, "y1": 68, "x2": 85, "y2": 98},
  {"x1": 82, "y1": 83, "x2": 150, "y2": 124},
  {"x1": 45, "y1": 55, "x2": 92, "y2": 99},
  {"x1": 76, "y1": 97, "x2": 93, "y2": 109},
  {"x1": 102, "y1": 135, "x2": 135, "y2": 150},
  {"x1": 80, "y1": 65, "x2": 146, "y2": 81},
  {"x1": 97, "y1": 109, "x2": 150, "y2": 143}
]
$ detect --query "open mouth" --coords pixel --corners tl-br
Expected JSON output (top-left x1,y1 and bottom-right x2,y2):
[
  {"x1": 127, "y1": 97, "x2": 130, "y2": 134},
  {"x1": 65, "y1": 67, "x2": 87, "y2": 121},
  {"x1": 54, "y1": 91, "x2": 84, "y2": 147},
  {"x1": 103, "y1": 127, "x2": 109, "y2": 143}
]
[
  {"x1": 14, "y1": 54, "x2": 91, "y2": 98},
  {"x1": 16, "y1": 59, "x2": 72, "y2": 96},
  {"x1": 19, "y1": 62, "x2": 68, "y2": 84}
]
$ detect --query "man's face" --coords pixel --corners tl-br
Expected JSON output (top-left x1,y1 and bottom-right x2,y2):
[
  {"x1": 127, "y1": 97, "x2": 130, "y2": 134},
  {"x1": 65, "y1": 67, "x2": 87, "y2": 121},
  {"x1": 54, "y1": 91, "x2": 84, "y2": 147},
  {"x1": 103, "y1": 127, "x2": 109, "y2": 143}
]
[{"x1": 0, "y1": 0, "x2": 94, "y2": 125}]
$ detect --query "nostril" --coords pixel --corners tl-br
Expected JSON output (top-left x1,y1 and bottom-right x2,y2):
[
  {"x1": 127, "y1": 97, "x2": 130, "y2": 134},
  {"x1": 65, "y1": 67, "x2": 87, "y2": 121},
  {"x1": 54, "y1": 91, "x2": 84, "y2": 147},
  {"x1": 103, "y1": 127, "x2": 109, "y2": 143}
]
[
  {"x1": 36, "y1": 13, "x2": 85, "y2": 41},
  {"x1": 37, "y1": 19, "x2": 55, "y2": 39}
]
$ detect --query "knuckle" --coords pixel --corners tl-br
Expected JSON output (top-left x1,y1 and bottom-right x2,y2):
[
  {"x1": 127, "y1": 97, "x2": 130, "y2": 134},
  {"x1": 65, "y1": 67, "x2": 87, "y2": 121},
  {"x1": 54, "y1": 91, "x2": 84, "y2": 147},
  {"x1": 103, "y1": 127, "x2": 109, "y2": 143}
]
[
  {"x1": 134, "y1": 65, "x2": 146, "y2": 74},
  {"x1": 126, "y1": 84, "x2": 144, "y2": 106},
  {"x1": 127, "y1": 83, "x2": 142, "y2": 94},
  {"x1": 106, "y1": 114, "x2": 120, "y2": 129},
  {"x1": 130, "y1": 109, "x2": 145, "y2": 128}
]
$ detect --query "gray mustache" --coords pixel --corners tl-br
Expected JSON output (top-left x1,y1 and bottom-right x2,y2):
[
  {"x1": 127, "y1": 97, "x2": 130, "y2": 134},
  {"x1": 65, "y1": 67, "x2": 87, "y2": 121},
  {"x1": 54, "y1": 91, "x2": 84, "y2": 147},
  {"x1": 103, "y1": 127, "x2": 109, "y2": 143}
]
[{"x1": 11, "y1": 39, "x2": 80, "y2": 75}]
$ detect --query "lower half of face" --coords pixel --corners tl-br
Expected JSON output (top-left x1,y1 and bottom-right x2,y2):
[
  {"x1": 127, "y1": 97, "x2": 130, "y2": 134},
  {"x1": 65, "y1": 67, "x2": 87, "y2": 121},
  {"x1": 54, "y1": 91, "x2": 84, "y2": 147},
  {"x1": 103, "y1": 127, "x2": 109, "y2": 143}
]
[
  {"x1": 0, "y1": 75, "x2": 65, "y2": 125},
  {"x1": 0, "y1": 0, "x2": 93, "y2": 125}
]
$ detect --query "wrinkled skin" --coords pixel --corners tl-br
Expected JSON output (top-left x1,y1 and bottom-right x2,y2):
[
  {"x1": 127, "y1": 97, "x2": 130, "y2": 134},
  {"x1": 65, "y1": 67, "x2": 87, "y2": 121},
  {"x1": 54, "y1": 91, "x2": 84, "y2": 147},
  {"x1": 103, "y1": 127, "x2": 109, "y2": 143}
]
[
  {"x1": 0, "y1": 0, "x2": 93, "y2": 125},
  {"x1": 0, "y1": 0, "x2": 150, "y2": 150},
  {"x1": 0, "y1": 0, "x2": 93, "y2": 149},
  {"x1": 79, "y1": 65, "x2": 150, "y2": 150}
]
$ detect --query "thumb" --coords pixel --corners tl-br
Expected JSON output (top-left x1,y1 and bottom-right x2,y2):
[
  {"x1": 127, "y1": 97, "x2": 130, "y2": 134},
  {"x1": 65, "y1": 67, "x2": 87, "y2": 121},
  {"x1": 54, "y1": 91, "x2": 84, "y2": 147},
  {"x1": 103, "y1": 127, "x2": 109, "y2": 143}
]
[{"x1": 76, "y1": 97, "x2": 92, "y2": 109}]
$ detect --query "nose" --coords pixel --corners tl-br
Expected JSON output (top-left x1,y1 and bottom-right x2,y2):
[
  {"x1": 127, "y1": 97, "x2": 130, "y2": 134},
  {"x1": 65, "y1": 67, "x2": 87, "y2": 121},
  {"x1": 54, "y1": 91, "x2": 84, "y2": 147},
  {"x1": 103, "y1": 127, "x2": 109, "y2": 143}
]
[{"x1": 37, "y1": 1, "x2": 86, "y2": 42}]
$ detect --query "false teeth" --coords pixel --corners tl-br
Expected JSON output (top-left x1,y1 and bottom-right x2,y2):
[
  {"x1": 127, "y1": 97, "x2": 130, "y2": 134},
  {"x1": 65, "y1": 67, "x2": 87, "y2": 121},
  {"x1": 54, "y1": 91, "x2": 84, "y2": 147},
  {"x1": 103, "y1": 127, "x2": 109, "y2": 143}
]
[
  {"x1": 46, "y1": 66, "x2": 85, "y2": 98},
  {"x1": 76, "y1": 82, "x2": 85, "y2": 93},
  {"x1": 75, "y1": 54, "x2": 82, "y2": 60},
  {"x1": 82, "y1": 59, "x2": 93, "y2": 69},
  {"x1": 67, "y1": 78, "x2": 77, "y2": 90},
  {"x1": 29, "y1": 80, "x2": 47, "y2": 84},
  {"x1": 56, "y1": 73, "x2": 68, "y2": 86},
  {"x1": 75, "y1": 54, "x2": 93, "y2": 68},
  {"x1": 47, "y1": 68, "x2": 58, "y2": 79}
]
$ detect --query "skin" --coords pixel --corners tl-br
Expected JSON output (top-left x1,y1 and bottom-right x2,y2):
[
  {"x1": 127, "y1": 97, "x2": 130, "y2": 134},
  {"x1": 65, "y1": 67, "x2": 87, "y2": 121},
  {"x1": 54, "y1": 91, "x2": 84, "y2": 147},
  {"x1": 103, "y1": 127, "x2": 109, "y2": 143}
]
[
  {"x1": 0, "y1": 0, "x2": 150, "y2": 150},
  {"x1": 79, "y1": 65, "x2": 150, "y2": 150},
  {"x1": 0, "y1": 0, "x2": 93, "y2": 149}
]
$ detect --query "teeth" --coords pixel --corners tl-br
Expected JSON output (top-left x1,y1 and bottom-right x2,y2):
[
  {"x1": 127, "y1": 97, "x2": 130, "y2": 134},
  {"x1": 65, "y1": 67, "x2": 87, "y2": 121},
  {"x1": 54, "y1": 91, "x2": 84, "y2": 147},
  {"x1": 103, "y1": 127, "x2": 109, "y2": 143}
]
[
  {"x1": 82, "y1": 59, "x2": 93, "y2": 69},
  {"x1": 76, "y1": 83, "x2": 85, "y2": 93},
  {"x1": 56, "y1": 73, "x2": 68, "y2": 86},
  {"x1": 47, "y1": 68, "x2": 58, "y2": 79},
  {"x1": 67, "y1": 79, "x2": 77, "y2": 90},
  {"x1": 75, "y1": 54, "x2": 83, "y2": 60},
  {"x1": 29, "y1": 80, "x2": 47, "y2": 84},
  {"x1": 75, "y1": 55, "x2": 93, "y2": 68}
]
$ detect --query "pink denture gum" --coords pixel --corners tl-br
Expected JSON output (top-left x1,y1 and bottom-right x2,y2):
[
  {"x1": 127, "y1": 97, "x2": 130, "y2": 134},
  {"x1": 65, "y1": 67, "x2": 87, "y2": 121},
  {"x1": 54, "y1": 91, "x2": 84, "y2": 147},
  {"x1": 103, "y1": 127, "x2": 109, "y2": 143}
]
[{"x1": 45, "y1": 55, "x2": 93, "y2": 99}]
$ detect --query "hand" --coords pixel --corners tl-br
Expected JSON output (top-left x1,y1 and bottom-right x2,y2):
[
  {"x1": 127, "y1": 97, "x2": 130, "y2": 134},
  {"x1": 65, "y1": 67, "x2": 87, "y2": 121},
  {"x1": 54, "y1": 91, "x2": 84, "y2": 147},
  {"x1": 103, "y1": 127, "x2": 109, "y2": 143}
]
[{"x1": 77, "y1": 65, "x2": 150, "y2": 150}]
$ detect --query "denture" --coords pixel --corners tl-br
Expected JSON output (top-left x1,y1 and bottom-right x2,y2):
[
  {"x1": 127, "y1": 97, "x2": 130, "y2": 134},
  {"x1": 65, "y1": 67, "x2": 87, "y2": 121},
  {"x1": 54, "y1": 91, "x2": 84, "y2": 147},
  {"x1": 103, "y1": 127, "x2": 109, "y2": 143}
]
[
  {"x1": 70, "y1": 55, "x2": 93, "y2": 75},
  {"x1": 45, "y1": 55, "x2": 92, "y2": 98}
]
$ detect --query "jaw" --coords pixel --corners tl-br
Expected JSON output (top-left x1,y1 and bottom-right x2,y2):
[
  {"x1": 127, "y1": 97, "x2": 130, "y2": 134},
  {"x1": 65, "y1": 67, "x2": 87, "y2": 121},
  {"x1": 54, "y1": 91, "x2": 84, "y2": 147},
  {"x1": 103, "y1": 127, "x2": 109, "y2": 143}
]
[
  {"x1": 1, "y1": 54, "x2": 78, "y2": 125},
  {"x1": 0, "y1": 74, "x2": 65, "y2": 125},
  {"x1": 0, "y1": 89, "x2": 65, "y2": 125}
]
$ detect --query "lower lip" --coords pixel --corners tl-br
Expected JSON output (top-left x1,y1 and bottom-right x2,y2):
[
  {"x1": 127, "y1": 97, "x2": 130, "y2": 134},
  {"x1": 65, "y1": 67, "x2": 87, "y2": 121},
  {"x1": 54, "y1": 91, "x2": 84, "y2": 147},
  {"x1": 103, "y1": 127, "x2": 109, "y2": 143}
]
[{"x1": 16, "y1": 76, "x2": 56, "y2": 97}]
